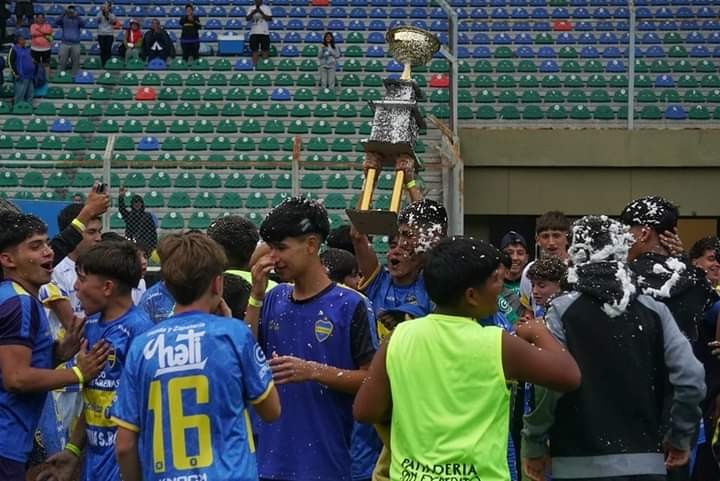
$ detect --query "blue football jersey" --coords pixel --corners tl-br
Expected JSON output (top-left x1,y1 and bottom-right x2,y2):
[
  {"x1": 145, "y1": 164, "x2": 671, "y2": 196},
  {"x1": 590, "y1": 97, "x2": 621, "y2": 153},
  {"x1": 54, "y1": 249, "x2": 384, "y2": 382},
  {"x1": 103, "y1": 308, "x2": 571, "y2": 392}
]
[
  {"x1": 361, "y1": 267, "x2": 433, "y2": 318},
  {"x1": 257, "y1": 283, "x2": 376, "y2": 481},
  {"x1": 111, "y1": 311, "x2": 273, "y2": 481},
  {"x1": 0, "y1": 281, "x2": 54, "y2": 462},
  {"x1": 81, "y1": 306, "x2": 152, "y2": 481},
  {"x1": 138, "y1": 281, "x2": 175, "y2": 324}
]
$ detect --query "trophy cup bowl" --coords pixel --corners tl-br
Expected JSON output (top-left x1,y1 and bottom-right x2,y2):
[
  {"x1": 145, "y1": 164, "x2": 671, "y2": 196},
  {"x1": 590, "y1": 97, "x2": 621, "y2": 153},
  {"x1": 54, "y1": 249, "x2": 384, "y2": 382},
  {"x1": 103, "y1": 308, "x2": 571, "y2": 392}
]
[{"x1": 386, "y1": 26, "x2": 441, "y2": 71}]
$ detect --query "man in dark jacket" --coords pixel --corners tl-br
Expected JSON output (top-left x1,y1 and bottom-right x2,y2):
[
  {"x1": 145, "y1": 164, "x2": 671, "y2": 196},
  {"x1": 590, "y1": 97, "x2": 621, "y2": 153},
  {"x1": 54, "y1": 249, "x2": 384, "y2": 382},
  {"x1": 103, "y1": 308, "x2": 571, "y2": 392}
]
[
  {"x1": 141, "y1": 18, "x2": 175, "y2": 61},
  {"x1": 8, "y1": 34, "x2": 35, "y2": 104},
  {"x1": 118, "y1": 188, "x2": 157, "y2": 253},
  {"x1": 620, "y1": 196, "x2": 716, "y2": 344},
  {"x1": 522, "y1": 215, "x2": 706, "y2": 481}
]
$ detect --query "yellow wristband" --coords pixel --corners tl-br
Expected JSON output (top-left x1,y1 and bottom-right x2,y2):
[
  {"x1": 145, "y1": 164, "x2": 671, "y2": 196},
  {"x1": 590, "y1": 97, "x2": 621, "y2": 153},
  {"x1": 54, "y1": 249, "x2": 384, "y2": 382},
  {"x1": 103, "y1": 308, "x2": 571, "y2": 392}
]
[
  {"x1": 65, "y1": 442, "x2": 81, "y2": 457},
  {"x1": 71, "y1": 365, "x2": 84, "y2": 384},
  {"x1": 405, "y1": 180, "x2": 417, "y2": 190},
  {"x1": 248, "y1": 296, "x2": 264, "y2": 308},
  {"x1": 71, "y1": 218, "x2": 86, "y2": 233}
]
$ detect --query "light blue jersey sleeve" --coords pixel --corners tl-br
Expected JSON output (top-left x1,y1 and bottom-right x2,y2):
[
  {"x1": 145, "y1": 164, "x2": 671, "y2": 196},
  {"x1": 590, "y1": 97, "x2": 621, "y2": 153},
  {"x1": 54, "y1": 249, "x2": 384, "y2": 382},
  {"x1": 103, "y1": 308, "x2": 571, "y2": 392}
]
[
  {"x1": 236, "y1": 324, "x2": 274, "y2": 404},
  {"x1": 110, "y1": 342, "x2": 142, "y2": 433}
]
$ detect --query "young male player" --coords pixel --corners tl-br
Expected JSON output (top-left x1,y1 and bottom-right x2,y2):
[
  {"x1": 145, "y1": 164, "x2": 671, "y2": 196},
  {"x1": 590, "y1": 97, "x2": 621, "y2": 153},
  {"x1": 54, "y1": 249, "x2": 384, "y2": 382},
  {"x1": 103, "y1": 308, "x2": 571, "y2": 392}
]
[
  {"x1": 247, "y1": 197, "x2": 377, "y2": 481},
  {"x1": 525, "y1": 256, "x2": 567, "y2": 319},
  {"x1": 111, "y1": 232, "x2": 280, "y2": 481},
  {"x1": 522, "y1": 215, "x2": 705, "y2": 481},
  {"x1": 354, "y1": 236, "x2": 581, "y2": 481},
  {"x1": 0, "y1": 211, "x2": 109, "y2": 481},
  {"x1": 37, "y1": 240, "x2": 153, "y2": 481}
]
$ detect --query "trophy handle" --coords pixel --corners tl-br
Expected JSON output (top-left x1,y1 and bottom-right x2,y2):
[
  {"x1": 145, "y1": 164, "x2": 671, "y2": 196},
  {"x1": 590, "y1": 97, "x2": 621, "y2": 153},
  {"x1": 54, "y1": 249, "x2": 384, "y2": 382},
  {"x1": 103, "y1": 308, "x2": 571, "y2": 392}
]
[
  {"x1": 359, "y1": 167, "x2": 379, "y2": 210},
  {"x1": 390, "y1": 170, "x2": 405, "y2": 213}
]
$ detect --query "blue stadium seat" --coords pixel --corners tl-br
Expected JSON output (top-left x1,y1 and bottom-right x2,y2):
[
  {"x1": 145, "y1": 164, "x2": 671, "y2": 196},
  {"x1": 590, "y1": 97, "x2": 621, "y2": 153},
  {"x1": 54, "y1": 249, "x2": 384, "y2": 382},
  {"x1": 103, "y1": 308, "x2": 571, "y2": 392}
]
[
  {"x1": 655, "y1": 74, "x2": 675, "y2": 87},
  {"x1": 691, "y1": 46, "x2": 711, "y2": 57},
  {"x1": 581, "y1": 46, "x2": 600, "y2": 58},
  {"x1": 368, "y1": 32, "x2": 385, "y2": 43},
  {"x1": 537, "y1": 46, "x2": 556, "y2": 58},
  {"x1": 283, "y1": 31, "x2": 301, "y2": 43},
  {"x1": 310, "y1": 7, "x2": 327, "y2": 17},
  {"x1": 138, "y1": 136, "x2": 160, "y2": 150},
  {"x1": 665, "y1": 105, "x2": 687, "y2": 120},
  {"x1": 369, "y1": 20, "x2": 387, "y2": 31},
  {"x1": 367, "y1": 46, "x2": 385, "y2": 57},
  {"x1": 330, "y1": 7, "x2": 347, "y2": 17}
]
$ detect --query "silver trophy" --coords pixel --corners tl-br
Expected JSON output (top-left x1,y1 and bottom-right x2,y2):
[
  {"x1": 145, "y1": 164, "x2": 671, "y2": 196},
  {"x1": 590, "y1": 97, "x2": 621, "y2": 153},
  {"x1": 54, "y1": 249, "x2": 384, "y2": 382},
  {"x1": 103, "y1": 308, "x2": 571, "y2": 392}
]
[{"x1": 347, "y1": 26, "x2": 440, "y2": 236}]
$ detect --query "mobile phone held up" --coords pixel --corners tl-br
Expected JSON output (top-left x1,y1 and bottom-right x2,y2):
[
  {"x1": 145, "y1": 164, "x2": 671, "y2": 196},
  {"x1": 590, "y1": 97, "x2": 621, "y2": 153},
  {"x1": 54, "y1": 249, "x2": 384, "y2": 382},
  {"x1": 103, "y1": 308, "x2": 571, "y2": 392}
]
[{"x1": 95, "y1": 183, "x2": 107, "y2": 194}]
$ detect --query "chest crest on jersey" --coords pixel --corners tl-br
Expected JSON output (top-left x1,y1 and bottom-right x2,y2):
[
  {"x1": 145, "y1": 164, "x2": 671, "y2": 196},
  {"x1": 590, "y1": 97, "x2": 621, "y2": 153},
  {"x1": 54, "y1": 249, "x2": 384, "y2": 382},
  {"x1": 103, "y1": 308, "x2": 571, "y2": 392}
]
[{"x1": 314, "y1": 318, "x2": 334, "y2": 343}]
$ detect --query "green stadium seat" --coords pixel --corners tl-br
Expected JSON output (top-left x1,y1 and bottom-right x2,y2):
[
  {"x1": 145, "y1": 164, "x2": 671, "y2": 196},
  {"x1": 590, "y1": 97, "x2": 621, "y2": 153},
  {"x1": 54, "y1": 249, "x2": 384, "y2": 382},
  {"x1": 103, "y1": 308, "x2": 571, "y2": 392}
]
[
  {"x1": 540, "y1": 75, "x2": 562, "y2": 89},
  {"x1": 259, "y1": 137, "x2": 280, "y2": 151},
  {"x1": 143, "y1": 191, "x2": 164, "y2": 208},
  {"x1": 678, "y1": 75, "x2": 699, "y2": 88},
  {"x1": 589, "y1": 90, "x2": 611, "y2": 103},
  {"x1": 684, "y1": 89, "x2": 704, "y2": 103},
  {"x1": 21, "y1": 171, "x2": 44, "y2": 187},
  {"x1": 701, "y1": 75, "x2": 720, "y2": 88},
  {"x1": 294, "y1": 73, "x2": 314, "y2": 87},
  {"x1": 160, "y1": 212, "x2": 185, "y2": 230},
  {"x1": 170, "y1": 119, "x2": 191, "y2": 134},
  {"x1": 545, "y1": 89, "x2": 565, "y2": 103},
  {"x1": 688, "y1": 105, "x2": 710, "y2": 121},
  {"x1": 668, "y1": 46, "x2": 688, "y2": 58},
  {"x1": 210, "y1": 136, "x2": 232, "y2": 151},
  {"x1": 250, "y1": 173, "x2": 273, "y2": 189},
  {"x1": 109, "y1": 212, "x2": 125, "y2": 229},
  {"x1": 241, "y1": 103, "x2": 264, "y2": 117},
  {"x1": 246, "y1": 192, "x2": 269, "y2": 209},
  {"x1": 476, "y1": 105, "x2": 497, "y2": 120},
  {"x1": 363, "y1": 74, "x2": 383, "y2": 88},
  {"x1": 563, "y1": 75, "x2": 584, "y2": 88},
  {"x1": 89, "y1": 136, "x2": 108, "y2": 151},
  {"x1": 566, "y1": 90, "x2": 587, "y2": 103},
  {"x1": 114, "y1": 136, "x2": 135, "y2": 151},
  {"x1": 358, "y1": 121, "x2": 372, "y2": 135},
  {"x1": 331, "y1": 138, "x2": 354, "y2": 152},
  {"x1": 180, "y1": 87, "x2": 201, "y2": 101},
  {"x1": 110, "y1": 87, "x2": 133, "y2": 101},
  {"x1": 593, "y1": 106, "x2": 615, "y2": 120},
  {"x1": 234, "y1": 136, "x2": 256, "y2": 151},
  {"x1": 187, "y1": 212, "x2": 211, "y2": 230},
  {"x1": 237, "y1": 118, "x2": 259, "y2": 134},
  {"x1": 498, "y1": 90, "x2": 518, "y2": 103},
  {"x1": 162, "y1": 136, "x2": 184, "y2": 151},
  {"x1": 431, "y1": 104, "x2": 450, "y2": 119},
  {"x1": 713, "y1": 107, "x2": 720, "y2": 120},
  {"x1": 708, "y1": 90, "x2": 720, "y2": 103},
  {"x1": 307, "y1": 137, "x2": 328, "y2": 151},
  {"x1": 144, "y1": 119, "x2": 166, "y2": 134},
  {"x1": 284, "y1": 119, "x2": 306, "y2": 135},
  {"x1": 522, "y1": 105, "x2": 544, "y2": 120},
  {"x1": 264, "y1": 120, "x2": 285, "y2": 134},
  {"x1": 2, "y1": 118, "x2": 23, "y2": 132},
  {"x1": 25, "y1": 117, "x2": 47, "y2": 133},
  {"x1": 301, "y1": 173, "x2": 323, "y2": 190},
  {"x1": 123, "y1": 171, "x2": 146, "y2": 188},
  {"x1": 98, "y1": 119, "x2": 119, "y2": 133},
  {"x1": 219, "y1": 192, "x2": 243, "y2": 209},
  {"x1": 173, "y1": 172, "x2": 195, "y2": 188},
  {"x1": 613, "y1": 88, "x2": 628, "y2": 103},
  {"x1": 640, "y1": 105, "x2": 662, "y2": 120},
  {"x1": 272, "y1": 173, "x2": 289, "y2": 189},
  {"x1": 324, "y1": 193, "x2": 347, "y2": 210},
  {"x1": 336, "y1": 104, "x2": 357, "y2": 118},
  {"x1": 695, "y1": 60, "x2": 716, "y2": 74},
  {"x1": 0, "y1": 135, "x2": 12, "y2": 150},
  {"x1": 547, "y1": 104, "x2": 568, "y2": 120},
  {"x1": 520, "y1": 90, "x2": 541, "y2": 103},
  {"x1": 185, "y1": 136, "x2": 208, "y2": 151},
  {"x1": 16, "y1": 135, "x2": 37, "y2": 149},
  {"x1": 12, "y1": 191, "x2": 34, "y2": 200},
  {"x1": 0, "y1": 171, "x2": 18, "y2": 187},
  {"x1": 104, "y1": 102, "x2": 125, "y2": 116},
  {"x1": 268, "y1": 104, "x2": 289, "y2": 118},
  {"x1": 583, "y1": 60, "x2": 603, "y2": 73},
  {"x1": 157, "y1": 88, "x2": 178, "y2": 102},
  {"x1": 197, "y1": 103, "x2": 219, "y2": 117},
  {"x1": 46, "y1": 172, "x2": 69, "y2": 188},
  {"x1": 570, "y1": 105, "x2": 591, "y2": 120},
  {"x1": 174, "y1": 102, "x2": 196, "y2": 116},
  {"x1": 496, "y1": 60, "x2": 515, "y2": 73},
  {"x1": 637, "y1": 90, "x2": 657, "y2": 103},
  {"x1": 225, "y1": 172, "x2": 247, "y2": 188},
  {"x1": 212, "y1": 58, "x2": 231, "y2": 71}
]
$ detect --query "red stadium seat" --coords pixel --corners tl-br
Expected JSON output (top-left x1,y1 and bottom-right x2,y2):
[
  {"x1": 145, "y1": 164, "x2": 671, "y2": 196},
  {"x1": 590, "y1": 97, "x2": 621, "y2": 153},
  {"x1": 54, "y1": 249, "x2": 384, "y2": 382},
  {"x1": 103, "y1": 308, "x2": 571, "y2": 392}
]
[
  {"x1": 135, "y1": 87, "x2": 157, "y2": 101},
  {"x1": 429, "y1": 74, "x2": 449, "y2": 88}
]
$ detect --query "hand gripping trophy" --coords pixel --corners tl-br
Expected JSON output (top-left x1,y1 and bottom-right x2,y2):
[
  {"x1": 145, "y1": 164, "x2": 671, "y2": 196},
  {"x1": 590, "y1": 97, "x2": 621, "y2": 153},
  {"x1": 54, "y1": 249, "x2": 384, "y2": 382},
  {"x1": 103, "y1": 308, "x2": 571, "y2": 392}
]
[{"x1": 346, "y1": 26, "x2": 440, "y2": 236}]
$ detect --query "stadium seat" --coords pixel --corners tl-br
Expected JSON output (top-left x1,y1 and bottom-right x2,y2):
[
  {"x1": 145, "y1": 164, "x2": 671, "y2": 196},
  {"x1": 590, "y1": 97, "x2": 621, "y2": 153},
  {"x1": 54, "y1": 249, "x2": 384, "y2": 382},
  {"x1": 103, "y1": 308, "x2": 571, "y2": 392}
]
[{"x1": 160, "y1": 212, "x2": 185, "y2": 230}]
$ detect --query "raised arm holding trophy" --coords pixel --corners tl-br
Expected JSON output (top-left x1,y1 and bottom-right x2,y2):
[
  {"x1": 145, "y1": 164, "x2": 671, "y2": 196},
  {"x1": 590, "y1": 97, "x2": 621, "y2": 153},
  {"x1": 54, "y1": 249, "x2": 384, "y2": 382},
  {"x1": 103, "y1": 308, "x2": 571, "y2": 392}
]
[{"x1": 346, "y1": 26, "x2": 440, "y2": 236}]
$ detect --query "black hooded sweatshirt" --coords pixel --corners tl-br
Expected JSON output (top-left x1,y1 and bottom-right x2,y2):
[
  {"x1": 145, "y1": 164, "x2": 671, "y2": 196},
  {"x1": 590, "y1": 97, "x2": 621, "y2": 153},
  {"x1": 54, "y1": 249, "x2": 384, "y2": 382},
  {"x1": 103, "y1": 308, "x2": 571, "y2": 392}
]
[
  {"x1": 629, "y1": 252, "x2": 716, "y2": 343},
  {"x1": 119, "y1": 194, "x2": 158, "y2": 252}
]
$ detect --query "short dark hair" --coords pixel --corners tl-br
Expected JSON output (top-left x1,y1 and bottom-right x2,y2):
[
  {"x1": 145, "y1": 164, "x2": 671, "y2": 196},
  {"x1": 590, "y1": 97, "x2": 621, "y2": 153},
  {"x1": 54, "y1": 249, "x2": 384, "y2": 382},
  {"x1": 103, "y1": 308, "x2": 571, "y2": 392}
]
[
  {"x1": 320, "y1": 248, "x2": 358, "y2": 283},
  {"x1": 424, "y1": 237, "x2": 502, "y2": 307},
  {"x1": 528, "y1": 257, "x2": 567, "y2": 283},
  {"x1": 158, "y1": 232, "x2": 227, "y2": 306},
  {"x1": 689, "y1": 236, "x2": 720, "y2": 261},
  {"x1": 397, "y1": 199, "x2": 449, "y2": 238},
  {"x1": 326, "y1": 225, "x2": 355, "y2": 255},
  {"x1": 619, "y1": 196, "x2": 679, "y2": 234},
  {"x1": 536, "y1": 211, "x2": 570, "y2": 234},
  {"x1": 0, "y1": 211, "x2": 47, "y2": 252},
  {"x1": 207, "y1": 215, "x2": 259, "y2": 269},
  {"x1": 222, "y1": 273, "x2": 252, "y2": 319},
  {"x1": 101, "y1": 232, "x2": 126, "y2": 243},
  {"x1": 76, "y1": 240, "x2": 142, "y2": 294},
  {"x1": 260, "y1": 196, "x2": 330, "y2": 244},
  {"x1": 57, "y1": 203, "x2": 84, "y2": 232}
]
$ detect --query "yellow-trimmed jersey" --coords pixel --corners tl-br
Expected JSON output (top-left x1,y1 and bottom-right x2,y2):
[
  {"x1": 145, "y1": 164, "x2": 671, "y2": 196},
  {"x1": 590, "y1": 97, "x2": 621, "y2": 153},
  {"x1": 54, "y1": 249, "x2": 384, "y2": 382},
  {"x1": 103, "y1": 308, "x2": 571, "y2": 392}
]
[
  {"x1": 81, "y1": 306, "x2": 152, "y2": 481},
  {"x1": 111, "y1": 311, "x2": 273, "y2": 481}
]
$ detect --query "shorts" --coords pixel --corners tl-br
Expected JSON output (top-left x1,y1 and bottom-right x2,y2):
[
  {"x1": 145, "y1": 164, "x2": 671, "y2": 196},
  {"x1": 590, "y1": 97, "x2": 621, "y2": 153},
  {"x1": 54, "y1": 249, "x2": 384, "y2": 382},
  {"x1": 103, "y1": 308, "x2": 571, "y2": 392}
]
[
  {"x1": 250, "y1": 34, "x2": 270, "y2": 52},
  {"x1": 31, "y1": 49, "x2": 50, "y2": 64},
  {"x1": 14, "y1": 2, "x2": 33, "y2": 19},
  {"x1": 0, "y1": 455, "x2": 25, "y2": 481}
]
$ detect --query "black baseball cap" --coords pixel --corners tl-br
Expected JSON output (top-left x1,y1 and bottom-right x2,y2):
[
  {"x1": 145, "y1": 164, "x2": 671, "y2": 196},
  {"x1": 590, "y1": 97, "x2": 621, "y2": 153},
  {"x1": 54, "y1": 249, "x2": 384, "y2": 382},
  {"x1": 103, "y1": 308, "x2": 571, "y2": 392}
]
[{"x1": 500, "y1": 230, "x2": 528, "y2": 250}]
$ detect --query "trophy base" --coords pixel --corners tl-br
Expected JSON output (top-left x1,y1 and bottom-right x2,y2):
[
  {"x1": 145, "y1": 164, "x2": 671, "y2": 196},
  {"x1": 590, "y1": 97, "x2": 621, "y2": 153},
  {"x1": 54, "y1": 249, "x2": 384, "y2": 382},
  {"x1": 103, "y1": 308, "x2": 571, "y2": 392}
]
[
  {"x1": 361, "y1": 140, "x2": 420, "y2": 169},
  {"x1": 346, "y1": 209, "x2": 399, "y2": 236}
]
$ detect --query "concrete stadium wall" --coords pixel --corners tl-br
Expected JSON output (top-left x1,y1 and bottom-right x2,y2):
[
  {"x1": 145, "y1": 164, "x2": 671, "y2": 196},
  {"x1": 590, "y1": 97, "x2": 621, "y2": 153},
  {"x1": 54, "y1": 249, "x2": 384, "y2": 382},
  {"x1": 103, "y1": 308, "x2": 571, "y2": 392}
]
[{"x1": 460, "y1": 129, "x2": 720, "y2": 217}]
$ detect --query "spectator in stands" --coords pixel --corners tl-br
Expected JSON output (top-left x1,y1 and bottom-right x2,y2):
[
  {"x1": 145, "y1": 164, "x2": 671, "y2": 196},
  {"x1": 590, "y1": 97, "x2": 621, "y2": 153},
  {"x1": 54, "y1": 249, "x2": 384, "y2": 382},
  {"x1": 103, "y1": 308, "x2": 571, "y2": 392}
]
[
  {"x1": 118, "y1": 187, "x2": 158, "y2": 254},
  {"x1": 123, "y1": 19, "x2": 142, "y2": 60},
  {"x1": 14, "y1": 0, "x2": 33, "y2": 27},
  {"x1": 318, "y1": 31, "x2": 341, "y2": 89},
  {"x1": 141, "y1": 19, "x2": 174, "y2": 61},
  {"x1": 30, "y1": 14, "x2": 52, "y2": 78},
  {"x1": 9, "y1": 34, "x2": 35, "y2": 105},
  {"x1": 56, "y1": 5, "x2": 84, "y2": 76},
  {"x1": 179, "y1": 4, "x2": 201, "y2": 62},
  {"x1": 95, "y1": 1, "x2": 115, "y2": 67},
  {"x1": 245, "y1": 0, "x2": 272, "y2": 66}
]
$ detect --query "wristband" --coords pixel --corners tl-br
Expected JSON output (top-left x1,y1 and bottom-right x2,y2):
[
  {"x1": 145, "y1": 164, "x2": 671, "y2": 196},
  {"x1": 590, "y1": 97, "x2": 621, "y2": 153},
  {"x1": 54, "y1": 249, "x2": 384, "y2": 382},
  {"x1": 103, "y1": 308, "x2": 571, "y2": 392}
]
[
  {"x1": 248, "y1": 296, "x2": 264, "y2": 308},
  {"x1": 71, "y1": 218, "x2": 86, "y2": 233},
  {"x1": 65, "y1": 442, "x2": 81, "y2": 457},
  {"x1": 71, "y1": 365, "x2": 84, "y2": 384},
  {"x1": 405, "y1": 180, "x2": 417, "y2": 190}
]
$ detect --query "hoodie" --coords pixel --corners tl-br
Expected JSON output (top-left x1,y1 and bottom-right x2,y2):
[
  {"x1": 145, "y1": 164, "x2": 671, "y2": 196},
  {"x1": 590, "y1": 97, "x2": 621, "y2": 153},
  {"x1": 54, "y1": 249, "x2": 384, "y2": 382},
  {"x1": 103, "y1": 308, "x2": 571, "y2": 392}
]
[
  {"x1": 118, "y1": 194, "x2": 158, "y2": 251},
  {"x1": 629, "y1": 252, "x2": 716, "y2": 342},
  {"x1": 56, "y1": 13, "x2": 85, "y2": 44},
  {"x1": 8, "y1": 44, "x2": 34, "y2": 80},
  {"x1": 522, "y1": 216, "x2": 706, "y2": 479}
]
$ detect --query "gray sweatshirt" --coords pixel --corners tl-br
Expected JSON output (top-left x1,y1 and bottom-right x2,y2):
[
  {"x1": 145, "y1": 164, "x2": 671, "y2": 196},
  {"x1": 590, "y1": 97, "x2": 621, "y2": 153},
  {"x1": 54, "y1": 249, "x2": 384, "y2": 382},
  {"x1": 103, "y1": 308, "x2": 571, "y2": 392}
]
[
  {"x1": 522, "y1": 292, "x2": 706, "y2": 479},
  {"x1": 96, "y1": 11, "x2": 116, "y2": 36},
  {"x1": 318, "y1": 45, "x2": 341, "y2": 68}
]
